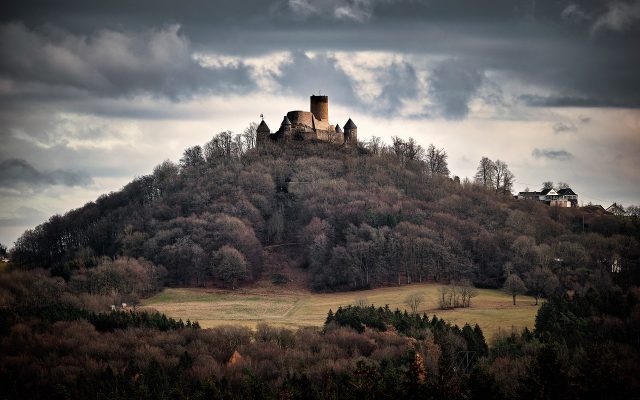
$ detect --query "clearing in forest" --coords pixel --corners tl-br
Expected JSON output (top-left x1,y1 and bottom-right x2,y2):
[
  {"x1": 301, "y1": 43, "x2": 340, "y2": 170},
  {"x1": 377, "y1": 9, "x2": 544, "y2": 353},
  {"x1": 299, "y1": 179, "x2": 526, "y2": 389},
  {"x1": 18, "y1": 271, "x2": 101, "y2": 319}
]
[{"x1": 142, "y1": 283, "x2": 539, "y2": 340}]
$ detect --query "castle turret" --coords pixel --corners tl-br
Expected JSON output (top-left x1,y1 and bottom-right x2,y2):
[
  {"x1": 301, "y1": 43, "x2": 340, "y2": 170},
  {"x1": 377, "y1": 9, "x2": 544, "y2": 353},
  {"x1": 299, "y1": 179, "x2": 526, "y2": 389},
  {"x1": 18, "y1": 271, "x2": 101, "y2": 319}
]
[
  {"x1": 343, "y1": 118, "x2": 357, "y2": 145},
  {"x1": 256, "y1": 119, "x2": 270, "y2": 145},
  {"x1": 280, "y1": 115, "x2": 292, "y2": 140},
  {"x1": 310, "y1": 95, "x2": 329, "y2": 122},
  {"x1": 335, "y1": 124, "x2": 342, "y2": 133}
]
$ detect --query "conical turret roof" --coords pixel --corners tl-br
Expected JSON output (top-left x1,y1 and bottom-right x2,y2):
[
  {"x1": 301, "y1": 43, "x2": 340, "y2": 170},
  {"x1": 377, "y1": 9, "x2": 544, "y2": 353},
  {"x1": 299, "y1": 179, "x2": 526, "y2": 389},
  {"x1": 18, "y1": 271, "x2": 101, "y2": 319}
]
[
  {"x1": 257, "y1": 120, "x2": 270, "y2": 132},
  {"x1": 335, "y1": 124, "x2": 342, "y2": 133},
  {"x1": 281, "y1": 116, "x2": 292, "y2": 126},
  {"x1": 344, "y1": 118, "x2": 357, "y2": 130}
]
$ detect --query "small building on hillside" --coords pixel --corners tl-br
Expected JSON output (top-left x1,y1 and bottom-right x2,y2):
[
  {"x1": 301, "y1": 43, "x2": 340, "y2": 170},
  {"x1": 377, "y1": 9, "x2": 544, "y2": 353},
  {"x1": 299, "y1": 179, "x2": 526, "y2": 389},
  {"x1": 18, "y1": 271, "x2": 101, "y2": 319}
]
[
  {"x1": 517, "y1": 186, "x2": 578, "y2": 207},
  {"x1": 517, "y1": 191, "x2": 540, "y2": 201},
  {"x1": 606, "y1": 203, "x2": 626, "y2": 216},
  {"x1": 581, "y1": 204, "x2": 606, "y2": 213},
  {"x1": 557, "y1": 188, "x2": 578, "y2": 207}
]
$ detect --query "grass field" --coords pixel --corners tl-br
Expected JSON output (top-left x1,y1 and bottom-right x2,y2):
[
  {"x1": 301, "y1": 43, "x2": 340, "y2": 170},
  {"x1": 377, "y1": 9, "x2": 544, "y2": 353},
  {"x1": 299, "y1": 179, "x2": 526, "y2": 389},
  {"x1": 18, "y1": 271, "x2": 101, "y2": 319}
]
[{"x1": 141, "y1": 283, "x2": 539, "y2": 340}]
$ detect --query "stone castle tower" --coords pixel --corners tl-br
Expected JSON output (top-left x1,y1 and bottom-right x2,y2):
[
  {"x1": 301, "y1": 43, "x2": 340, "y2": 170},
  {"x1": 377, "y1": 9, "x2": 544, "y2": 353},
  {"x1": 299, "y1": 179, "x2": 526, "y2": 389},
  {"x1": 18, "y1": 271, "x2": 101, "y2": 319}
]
[
  {"x1": 256, "y1": 95, "x2": 357, "y2": 146},
  {"x1": 310, "y1": 95, "x2": 329, "y2": 121}
]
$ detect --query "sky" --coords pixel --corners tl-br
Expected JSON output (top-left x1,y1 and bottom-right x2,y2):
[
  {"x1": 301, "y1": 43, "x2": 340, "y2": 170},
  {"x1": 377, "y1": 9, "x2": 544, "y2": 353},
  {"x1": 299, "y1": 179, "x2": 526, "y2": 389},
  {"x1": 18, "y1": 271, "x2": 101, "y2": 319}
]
[{"x1": 1, "y1": 0, "x2": 639, "y2": 247}]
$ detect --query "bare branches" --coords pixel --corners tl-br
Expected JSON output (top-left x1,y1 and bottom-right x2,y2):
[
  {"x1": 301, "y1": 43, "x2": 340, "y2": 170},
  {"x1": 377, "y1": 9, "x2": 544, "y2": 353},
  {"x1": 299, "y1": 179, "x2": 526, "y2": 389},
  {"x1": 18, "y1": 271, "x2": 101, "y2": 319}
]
[
  {"x1": 438, "y1": 279, "x2": 477, "y2": 309},
  {"x1": 405, "y1": 292, "x2": 425, "y2": 314},
  {"x1": 474, "y1": 156, "x2": 514, "y2": 194}
]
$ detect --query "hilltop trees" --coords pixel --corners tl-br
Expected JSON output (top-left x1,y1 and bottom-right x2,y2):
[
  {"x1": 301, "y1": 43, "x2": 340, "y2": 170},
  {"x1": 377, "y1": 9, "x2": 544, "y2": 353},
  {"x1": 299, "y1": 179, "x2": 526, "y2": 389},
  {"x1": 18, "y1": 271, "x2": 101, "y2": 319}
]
[
  {"x1": 474, "y1": 157, "x2": 495, "y2": 187},
  {"x1": 203, "y1": 129, "x2": 256, "y2": 165},
  {"x1": 387, "y1": 137, "x2": 449, "y2": 176},
  {"x1": 493, "y1": 160, "x2": 515, "y2": 194},
  {"x1": 425, "y1": 144, "x2": 450, "y2": 176},
  {"x1": 180, "y1": 145, "x2": 205, "y2": 169},
  {"x1": 474, "y1": 156, "x2": 514, "y2": 193}
]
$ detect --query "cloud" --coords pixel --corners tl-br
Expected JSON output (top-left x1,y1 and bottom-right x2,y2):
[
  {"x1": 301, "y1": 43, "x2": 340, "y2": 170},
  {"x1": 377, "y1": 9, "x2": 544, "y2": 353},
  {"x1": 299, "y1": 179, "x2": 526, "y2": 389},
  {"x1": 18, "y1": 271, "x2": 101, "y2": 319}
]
[
  {"x1": 578, "y1": 115, "x2": 591, "y2": 124},
  {"x1": 374, "y1": 61, "x2": 420, "y2": 115},
  {"x1": 428, "y1": 59, "x2": 485, "y2": 120},
  {"x1": 287, "y1": 0, "x2": 390, "y2": 22},
  {"x1": 342, "y1": 55, "x2": 422, "y2": 115},
  {"x1": 0, "y1": 206, "x2": 47, "y2": 227},
  {"x1": 1, "y1": 1, "x2": 639, "y2": 111},
  {"x1": 591, "y1": 1, "x2": 640, "y2": 33},
  {"x1": 272, "y1": 51, "x2": 423, "y2": 117},
  {"x1": 0, "y1": 22, "x2": 256, "y2": 99},
  {"x1": 532, "y1": 148, "x2": 574, "y2": 161},
  {"x1": 0, "y1": 158, "x2": 92, "y2": 187},
  {"x1": 552, "y1": 122, "x2": 577, "y2": 134},
  {"x1": 273, "y1": 51, "x2": 359, "y2": 108},
  {"x1": 561, "y1": 4, "x2": 592, "y2": 24},
  {"x1": 519, "y1": 94, "x2": 640, "y2": 108}
]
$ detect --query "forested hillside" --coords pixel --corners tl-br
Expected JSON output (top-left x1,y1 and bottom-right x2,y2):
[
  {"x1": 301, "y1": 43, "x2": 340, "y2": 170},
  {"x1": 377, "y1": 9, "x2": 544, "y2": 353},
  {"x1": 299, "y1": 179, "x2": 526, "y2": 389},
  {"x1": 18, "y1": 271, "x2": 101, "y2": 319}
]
[
  {"x1": 4, "y1": 133, "x2": 640, "y2": 399},
  {"x1": 10, "y1": 132, "x2": 640, "y2": 297}
]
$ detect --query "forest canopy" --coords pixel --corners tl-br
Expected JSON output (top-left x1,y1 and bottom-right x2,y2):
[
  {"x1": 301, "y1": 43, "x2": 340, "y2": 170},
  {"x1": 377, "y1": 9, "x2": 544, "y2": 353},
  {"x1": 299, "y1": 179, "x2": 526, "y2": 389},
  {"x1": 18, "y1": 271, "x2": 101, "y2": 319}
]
[{"x1": 8, "y1": 131, "x2": 640, "y2": 294}]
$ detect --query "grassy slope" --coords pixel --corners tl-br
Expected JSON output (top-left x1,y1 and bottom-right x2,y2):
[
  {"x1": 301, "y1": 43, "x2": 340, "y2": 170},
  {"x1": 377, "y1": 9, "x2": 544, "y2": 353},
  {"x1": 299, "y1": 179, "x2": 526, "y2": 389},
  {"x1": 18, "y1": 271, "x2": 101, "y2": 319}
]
[{"x1": 142, "y1": 283, "x2": 539, "y2": 340}]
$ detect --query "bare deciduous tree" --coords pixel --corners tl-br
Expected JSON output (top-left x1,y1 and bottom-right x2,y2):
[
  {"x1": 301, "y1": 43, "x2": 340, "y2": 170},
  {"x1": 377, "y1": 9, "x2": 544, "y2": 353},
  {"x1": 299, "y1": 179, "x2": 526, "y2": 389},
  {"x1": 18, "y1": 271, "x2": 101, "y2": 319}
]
[
  {"x1": 354, "y1": 297, "x2": 369, "y2": 308},
  {"x1": 405, "y1": 292, "x2": 425, "y2": 314},
  {"x1": 474, "y1": 157, "x2": 495, "y2": 188},
  {"x1": 180, "y1": 145, "x2": 205, "y2": 169},
  {"x1": 493, "y1": 160, "x2": 514, "y2": 194},
  {"x1": 425, "y1": 144, "x2": 449, "y2": 176},
  {"x1": 242, "y1": 122, "x2": 257, "y2": 150},
  {"x1": 458, "y1": 278, "x2": 478, "y2": 307},
  {"x1": 503, "y1": 274, "x2": 527, "y2": 305},
  {"x1": 366, "y1": 136, "x2": 383, "y2": 155}
]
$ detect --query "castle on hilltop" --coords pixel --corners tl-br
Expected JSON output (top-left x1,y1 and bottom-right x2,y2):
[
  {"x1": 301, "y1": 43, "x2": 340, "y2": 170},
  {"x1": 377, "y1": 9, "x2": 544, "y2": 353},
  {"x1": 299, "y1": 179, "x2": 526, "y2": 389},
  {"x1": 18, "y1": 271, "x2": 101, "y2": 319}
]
[{"x1": 256, "y1": 95, "x2": 357, "y2": 146}]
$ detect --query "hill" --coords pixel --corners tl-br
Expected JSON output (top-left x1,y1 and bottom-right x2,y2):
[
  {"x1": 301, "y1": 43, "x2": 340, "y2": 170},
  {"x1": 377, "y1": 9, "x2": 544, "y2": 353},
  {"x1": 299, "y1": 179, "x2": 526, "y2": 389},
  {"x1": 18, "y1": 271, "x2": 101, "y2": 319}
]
[
  {"x1": 9, "y1": 132, "x2": 640, "y2": 299},
  {"x1": 3, "y1": 132, "x2": 640, "y2": 399}
]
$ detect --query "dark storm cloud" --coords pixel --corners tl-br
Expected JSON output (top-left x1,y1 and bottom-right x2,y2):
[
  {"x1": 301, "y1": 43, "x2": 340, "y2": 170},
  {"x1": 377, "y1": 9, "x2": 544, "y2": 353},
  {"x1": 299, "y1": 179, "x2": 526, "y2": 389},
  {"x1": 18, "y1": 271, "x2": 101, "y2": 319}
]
[
  {"x1": 273, "y1": 52, "x2": 420, "y2": 117},
  {"x1": 590, "y1": 1, "x2": 640, "y2": 33},
  {"x1": 376, "y1": 61, "x2": 420, "y2": 115},
  {"x1": 0, "y1": 158, "x2": 92, "y2": 187},
  {"x1": 274, "y1": 51, "x2": 358, "y2": 105},
  {"x1": 0, "y1": 22, "x2": 255, "y2": 99},
  {"x1": 428, "y1": 59, "x2": 485, "y2": 120},
  {"x1": 520, "y1": 94, "x2": 640, "y2": 109},
  {"x1": 0, "y1": 0, "x2": 597, "y2": 28},
  {"x1": 1, "y1": 0, "x2": 639, "y2": 110},
  {"x1": 532, "y1": 148, "x2": 574, "y2": 161},
  {"x1": 561, "y1": 4, "x2": 593, "y2": 24}
]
